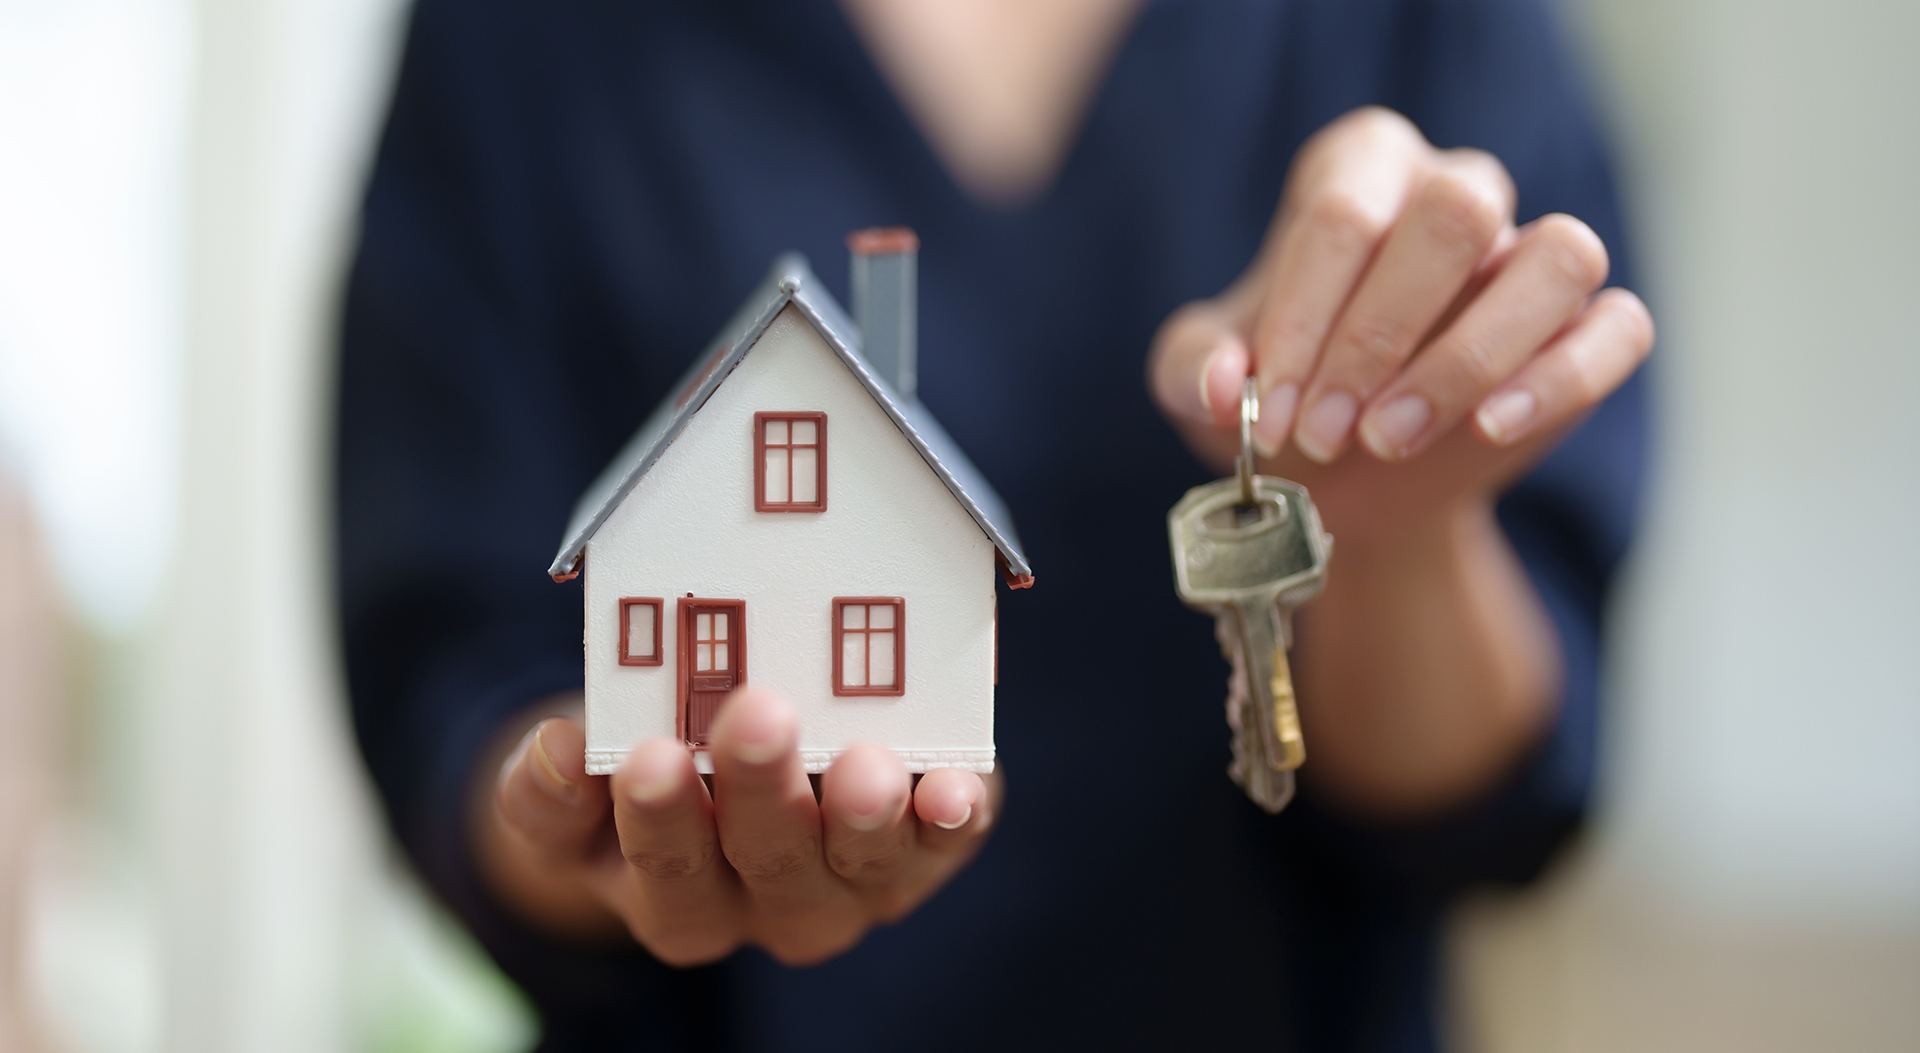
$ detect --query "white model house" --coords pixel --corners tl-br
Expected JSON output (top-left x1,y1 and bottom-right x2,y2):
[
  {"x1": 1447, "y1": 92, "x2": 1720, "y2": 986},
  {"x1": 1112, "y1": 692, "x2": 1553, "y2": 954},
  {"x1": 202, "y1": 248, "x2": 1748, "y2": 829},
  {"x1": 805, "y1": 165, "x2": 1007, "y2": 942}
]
[{"x1": 549, "y1": 230, "x2": 1033, "y2": 776}]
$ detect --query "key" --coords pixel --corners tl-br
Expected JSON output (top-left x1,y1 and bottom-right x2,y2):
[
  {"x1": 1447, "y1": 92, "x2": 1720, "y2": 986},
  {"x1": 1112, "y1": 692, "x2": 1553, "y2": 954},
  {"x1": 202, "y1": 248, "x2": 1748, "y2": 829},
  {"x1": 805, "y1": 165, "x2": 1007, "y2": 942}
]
[{"x1": 1168, "y1": 379, "x2": 1332, "y2": 812}]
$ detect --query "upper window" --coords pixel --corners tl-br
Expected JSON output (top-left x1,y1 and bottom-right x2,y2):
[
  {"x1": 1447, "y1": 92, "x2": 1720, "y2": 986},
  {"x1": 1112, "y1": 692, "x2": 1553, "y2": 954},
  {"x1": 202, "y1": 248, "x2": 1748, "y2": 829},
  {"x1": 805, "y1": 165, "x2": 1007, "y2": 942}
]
[
  {"x1": 754, "y1": 412, "x2": 827, "y2": 512},
  {"x1": 834, "y1": 597, "x2": 904, "y2": 696}
]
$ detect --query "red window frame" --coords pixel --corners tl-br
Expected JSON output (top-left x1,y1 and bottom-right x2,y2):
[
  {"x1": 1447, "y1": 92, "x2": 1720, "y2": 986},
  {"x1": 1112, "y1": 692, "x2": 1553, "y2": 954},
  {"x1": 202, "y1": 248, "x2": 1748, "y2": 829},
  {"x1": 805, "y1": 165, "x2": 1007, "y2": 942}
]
[
  {"x1": 618, "y1": 597, "x2": 664, "y2": 666},
  {"x1": 832, "y1": 597, "x2": 905, "y2": 697},
  {"x1": 754, "y1": 411, "x2": 827, "y2": 512}
]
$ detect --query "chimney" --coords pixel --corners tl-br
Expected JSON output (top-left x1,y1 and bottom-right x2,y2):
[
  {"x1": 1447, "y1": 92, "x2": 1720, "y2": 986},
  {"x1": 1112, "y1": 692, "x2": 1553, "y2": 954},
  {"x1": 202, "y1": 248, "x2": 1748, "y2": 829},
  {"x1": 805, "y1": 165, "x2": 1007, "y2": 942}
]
[{"x1": 848, "y1": 227, "x2": 918, "y2": 401}]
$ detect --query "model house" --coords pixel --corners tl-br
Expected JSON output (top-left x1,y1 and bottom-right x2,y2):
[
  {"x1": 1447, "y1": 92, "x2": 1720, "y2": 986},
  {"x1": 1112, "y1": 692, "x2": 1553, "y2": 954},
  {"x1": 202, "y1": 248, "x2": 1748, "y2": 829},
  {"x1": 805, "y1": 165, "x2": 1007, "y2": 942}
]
[{"x1": 549, "y1": 230, "x2": 1033, "y2": 775}]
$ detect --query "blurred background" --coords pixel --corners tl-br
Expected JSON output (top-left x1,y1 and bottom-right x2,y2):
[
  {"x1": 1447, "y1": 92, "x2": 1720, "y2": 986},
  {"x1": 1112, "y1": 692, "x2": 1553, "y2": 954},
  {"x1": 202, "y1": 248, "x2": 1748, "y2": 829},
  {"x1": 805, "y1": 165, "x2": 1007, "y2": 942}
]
[{"x1": 0, "y1": 0, "x2": 1912, "y2": 1049}]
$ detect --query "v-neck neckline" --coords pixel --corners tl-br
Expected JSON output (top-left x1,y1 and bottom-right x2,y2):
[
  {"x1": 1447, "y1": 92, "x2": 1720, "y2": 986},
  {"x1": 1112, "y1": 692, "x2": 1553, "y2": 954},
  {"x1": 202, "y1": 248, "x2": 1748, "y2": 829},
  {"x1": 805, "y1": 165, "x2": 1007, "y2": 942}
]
[{"x1": 760, "y1": 0, "x2": 1154, "y2": 214}]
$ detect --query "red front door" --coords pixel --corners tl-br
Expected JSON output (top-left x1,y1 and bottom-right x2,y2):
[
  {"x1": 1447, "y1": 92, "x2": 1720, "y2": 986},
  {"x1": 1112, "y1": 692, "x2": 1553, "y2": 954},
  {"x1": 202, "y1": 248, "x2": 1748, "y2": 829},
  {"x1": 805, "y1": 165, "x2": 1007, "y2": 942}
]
[{"x1": 679, "y1": 599, "x2": 744, "y2": 746}]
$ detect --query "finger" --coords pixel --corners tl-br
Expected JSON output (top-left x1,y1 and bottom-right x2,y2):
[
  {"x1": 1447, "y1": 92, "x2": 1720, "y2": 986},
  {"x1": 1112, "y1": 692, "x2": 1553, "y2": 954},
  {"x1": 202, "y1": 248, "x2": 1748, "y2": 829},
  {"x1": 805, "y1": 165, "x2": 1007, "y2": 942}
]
[
  {"x1": 819, "y1": 743, "x2": 915, "y2": 885},
  {"x1": 605, "y1": 737, "x2": 743, "y2": 965},
  {"x1": 710, "y1": 687, "x2": 864, "y2": 962},
  {"x1": 496, "y1": 717, "x2": 609, "y2": 857},
  {"x1": 1249, "y1": 114, "x2": 1428, "y2": 454},
  {"x1": 1473, "y1": 287, "x2": 1654, "y2": 447},
  {"x1": 1358, "y1": 213, "x2": 1610, "y2": 460},
  {"x1": 913, "y1": 767, "x2": 996, "y2": 853},
  {"x1": 1148, "y1": 298, "x2": 1252, "y2": 433},
  {"x1": 1291, "y1": 151, "x2": 1515, "y2": 463}
]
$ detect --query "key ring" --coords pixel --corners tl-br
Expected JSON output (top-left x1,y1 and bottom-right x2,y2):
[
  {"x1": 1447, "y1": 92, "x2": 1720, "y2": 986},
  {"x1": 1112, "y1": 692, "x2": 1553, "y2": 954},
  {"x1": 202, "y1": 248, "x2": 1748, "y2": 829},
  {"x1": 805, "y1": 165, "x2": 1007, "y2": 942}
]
[{"x1": 1237, "y1": 376, "x2": 1258, "y2": 506}]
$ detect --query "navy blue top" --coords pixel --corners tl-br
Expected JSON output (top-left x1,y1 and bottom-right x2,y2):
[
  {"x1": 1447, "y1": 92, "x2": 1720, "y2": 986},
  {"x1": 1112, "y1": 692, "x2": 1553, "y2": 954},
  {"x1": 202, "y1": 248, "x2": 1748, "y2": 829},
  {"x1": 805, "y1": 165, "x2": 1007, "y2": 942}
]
[{"x1": 335, "y1": 1, "x2": 1645, "y2": 1050}]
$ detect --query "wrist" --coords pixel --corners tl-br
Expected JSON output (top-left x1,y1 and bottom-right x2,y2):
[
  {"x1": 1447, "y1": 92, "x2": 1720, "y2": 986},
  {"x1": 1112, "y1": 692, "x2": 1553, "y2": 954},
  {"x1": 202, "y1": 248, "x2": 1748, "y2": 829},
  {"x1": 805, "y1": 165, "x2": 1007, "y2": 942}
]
[
  {"x1": 1325, "y1": 494, "x2": 1495, "y2": 572},
  {"x1": 1294, "y1": 495, "x2": 1560, "y2": 816}
]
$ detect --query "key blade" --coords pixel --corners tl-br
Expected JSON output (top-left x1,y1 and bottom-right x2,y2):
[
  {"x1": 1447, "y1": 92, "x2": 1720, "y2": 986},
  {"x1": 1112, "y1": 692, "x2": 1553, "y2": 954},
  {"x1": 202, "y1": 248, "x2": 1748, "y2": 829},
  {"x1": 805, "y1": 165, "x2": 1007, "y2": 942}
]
[
  {"x1": 1217, "y1": 610, "x2": 1299, "y2": 812},
  {"x1": 1230, "y1": 596, "x2": 1306, "y2": 774},
  {"x1": 1234, "y1": 763, "x2": 1296, "y2": 814},
  {"x1": 1269, "y1": 645, "x2": 1306, "y2": 769}
]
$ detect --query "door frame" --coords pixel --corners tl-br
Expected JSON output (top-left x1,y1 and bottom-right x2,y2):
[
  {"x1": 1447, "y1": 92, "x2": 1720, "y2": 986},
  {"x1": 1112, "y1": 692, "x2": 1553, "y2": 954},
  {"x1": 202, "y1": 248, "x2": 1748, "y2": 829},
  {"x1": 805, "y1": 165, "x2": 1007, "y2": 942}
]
[{"x1": 676, "y1": 597, "x2": 746, "y2": 745}]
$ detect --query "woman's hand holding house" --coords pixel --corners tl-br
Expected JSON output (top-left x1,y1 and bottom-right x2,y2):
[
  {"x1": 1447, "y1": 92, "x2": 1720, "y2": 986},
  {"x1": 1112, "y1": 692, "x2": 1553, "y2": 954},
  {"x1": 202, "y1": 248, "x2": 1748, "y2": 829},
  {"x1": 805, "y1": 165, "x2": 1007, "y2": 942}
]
[
  {"x1": 481, "y1": 688, "x2": 999, "y2": 967},
  {"x1": 1149, "y1": 106, "x2": 1655, "y2": 816}
]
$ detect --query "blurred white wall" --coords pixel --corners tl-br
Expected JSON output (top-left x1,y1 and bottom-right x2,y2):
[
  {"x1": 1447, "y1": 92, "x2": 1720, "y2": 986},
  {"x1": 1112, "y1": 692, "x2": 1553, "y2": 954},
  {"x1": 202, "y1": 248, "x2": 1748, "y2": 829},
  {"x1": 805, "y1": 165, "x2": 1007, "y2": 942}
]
[
  {"x1": 1452, "y1": 1, "x2": 1920, "y2": 1049},
  {"x1": 1, "y1": 0, "x2": 533, "y2": 1050},
  {"x1": 0, "y1": 0, "x2": 185, "y2": 630}
]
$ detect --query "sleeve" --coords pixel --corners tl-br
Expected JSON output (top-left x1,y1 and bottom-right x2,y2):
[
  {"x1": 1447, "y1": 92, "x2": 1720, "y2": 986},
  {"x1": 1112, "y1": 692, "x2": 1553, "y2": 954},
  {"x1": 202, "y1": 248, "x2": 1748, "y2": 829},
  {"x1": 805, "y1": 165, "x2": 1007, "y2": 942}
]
[
  {"x1": 332, "y1": 0, "x2": 727, "y2": 1035},
  {"x1": 1288, "y1": 0, "x2": 1650, "y2": 900}
]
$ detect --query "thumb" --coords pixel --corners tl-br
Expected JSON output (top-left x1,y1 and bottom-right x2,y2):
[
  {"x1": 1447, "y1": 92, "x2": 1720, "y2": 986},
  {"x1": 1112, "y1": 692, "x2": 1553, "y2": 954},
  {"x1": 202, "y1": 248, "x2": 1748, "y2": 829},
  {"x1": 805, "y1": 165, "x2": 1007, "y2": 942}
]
[
  {"x1": 1148, "y1": 298, "x2": 1251, "y2": 434},
  {"x1": 496, "y1": 716, "x2": 610, "y2": 857}
]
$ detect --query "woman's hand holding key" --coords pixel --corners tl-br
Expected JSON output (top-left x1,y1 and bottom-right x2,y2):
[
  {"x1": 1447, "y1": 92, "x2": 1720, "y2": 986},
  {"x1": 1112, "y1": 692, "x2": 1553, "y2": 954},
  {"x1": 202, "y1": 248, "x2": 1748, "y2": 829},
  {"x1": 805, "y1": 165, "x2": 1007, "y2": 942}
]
[
  {"x1": 477, "y1": 688, "x2": 999, "y2": 967},
  {"x1": 1149, "y1": 107, "x2": 1653, "y2": 816}
]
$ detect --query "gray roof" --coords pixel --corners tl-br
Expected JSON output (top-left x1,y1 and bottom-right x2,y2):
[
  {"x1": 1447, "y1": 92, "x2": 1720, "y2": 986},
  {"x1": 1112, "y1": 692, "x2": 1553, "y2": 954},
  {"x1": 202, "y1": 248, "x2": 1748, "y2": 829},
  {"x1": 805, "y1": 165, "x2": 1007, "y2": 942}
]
[{"x1": 549, "y1": 253, "x2": 1033, "y2": 585}]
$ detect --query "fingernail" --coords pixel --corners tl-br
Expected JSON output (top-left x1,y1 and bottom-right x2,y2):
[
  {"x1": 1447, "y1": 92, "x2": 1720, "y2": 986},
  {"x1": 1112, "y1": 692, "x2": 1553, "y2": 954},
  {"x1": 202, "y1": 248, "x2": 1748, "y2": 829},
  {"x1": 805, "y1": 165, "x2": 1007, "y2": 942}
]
[
  {"x1": 731, "y1": 727, "x2": 788, "y2": 766},
  {"x1": 531, "y1": 726, "x2": 580, "y2": 802},
  {"x1": 1476, "y1": 389, "x2": 1537, "y2": 444},
  {"x1": 842, "y1": 797, "x2": 900, "y2": 833},
  {"x1": 1294, "y1": 391, "x2": 1357, "y2": 463},
  {"x1": 1196, "y1": 345, "x2": 1223, "y2": 418},
  {"x1": 627, "y1": 769, "x2": 677, "y2": 805},
  {"x1": 932, "y1": 804, "x2": 973, "y2": 831},
  {"x1": 1252, "y1": 383, "x2": 1297, "y2": 458},
  {"x1": 626, "y1": 743, "x2": 680, "y2": 805},
  {"x1": 1359, "y1": 394, "x2": 1432, "y2": 460}
]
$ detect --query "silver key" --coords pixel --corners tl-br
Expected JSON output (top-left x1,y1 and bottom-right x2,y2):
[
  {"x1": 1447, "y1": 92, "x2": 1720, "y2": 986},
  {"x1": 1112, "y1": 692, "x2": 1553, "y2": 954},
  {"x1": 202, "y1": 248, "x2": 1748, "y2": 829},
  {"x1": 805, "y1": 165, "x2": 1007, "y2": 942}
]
[{"x1": 1168, "y1": 379, "x2": 1332, "y2": 812}]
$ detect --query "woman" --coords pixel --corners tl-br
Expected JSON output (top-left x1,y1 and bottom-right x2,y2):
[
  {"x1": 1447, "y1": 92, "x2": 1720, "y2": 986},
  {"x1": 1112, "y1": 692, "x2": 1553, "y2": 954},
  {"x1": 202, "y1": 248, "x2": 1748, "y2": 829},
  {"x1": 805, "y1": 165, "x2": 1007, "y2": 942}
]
[{"x1": 337, "y1": 0, "x2": 1652, "y2": 1048}]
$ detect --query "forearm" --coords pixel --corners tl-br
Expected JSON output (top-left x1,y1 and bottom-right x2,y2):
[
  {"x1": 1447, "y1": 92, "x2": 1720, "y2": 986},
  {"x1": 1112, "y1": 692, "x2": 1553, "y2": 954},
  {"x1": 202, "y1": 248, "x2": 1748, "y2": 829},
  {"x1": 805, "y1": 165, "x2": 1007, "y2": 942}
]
[{"x1": 1293, "y1": 498, "x2": 1562, "y2": 817}]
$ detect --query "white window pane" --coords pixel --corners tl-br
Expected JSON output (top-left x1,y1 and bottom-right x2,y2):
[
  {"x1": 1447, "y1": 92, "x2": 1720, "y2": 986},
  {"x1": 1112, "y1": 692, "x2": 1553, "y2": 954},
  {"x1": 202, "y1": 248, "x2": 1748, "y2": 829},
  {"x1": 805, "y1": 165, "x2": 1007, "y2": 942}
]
[
  {"x1": 842, "y1": 604, "x2": 865, "y2": 629},
  {"x1": 696, "y1": 613, "x2": 711, "y2": 641},
  {"x1": 713, "y1": 612, "x2": 727, "y2": 641},
  {"x1": 868, "y1": 603, "x2": 894, "y2": 630},
  {"x1": 764, "y1": 419, "x2": 788, "y2": 445},
  {"x1": 869, "y1": 632, "x2": 895, "y2": 687},
  {"x1": 714, "y1": 641, "x2": 728, "y2": 671},
  {"x1": 696, "y1": 643, "x2": 712, "y2": 671},
  {"x1": 764, "y1": 449, "x2": 789, "y2": 503},
  {"x1": 627, "y1": 603, "x2": 655, "y2": 658},
  {"x1": 842, "y1": 632, "x2": 866, "y2": 687},
  {"x1": 791, "y1": 448, "x2": 817, "y2": 503},
  {"x1": 790, "y1": 419, "x2": 816, "y2": 445}
]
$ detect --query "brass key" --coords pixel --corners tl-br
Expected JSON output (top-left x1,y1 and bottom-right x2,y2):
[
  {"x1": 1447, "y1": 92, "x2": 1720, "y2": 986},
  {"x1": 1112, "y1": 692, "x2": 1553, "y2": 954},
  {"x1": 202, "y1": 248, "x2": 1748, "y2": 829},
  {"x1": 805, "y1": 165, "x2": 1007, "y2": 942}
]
[{"x1": 1168, "y1": 379, "x2": 1332, "y2": 812}]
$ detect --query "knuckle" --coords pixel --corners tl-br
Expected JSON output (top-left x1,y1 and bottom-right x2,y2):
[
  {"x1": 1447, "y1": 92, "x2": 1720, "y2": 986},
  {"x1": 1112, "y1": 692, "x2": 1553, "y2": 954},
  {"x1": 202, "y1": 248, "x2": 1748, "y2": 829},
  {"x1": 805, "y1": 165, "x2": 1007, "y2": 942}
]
[
  {"x1": 826, "y1": 842, "x2": 906, "y2": 881},
  {"x1": 725, "y1": 837, "x2": 820, "y2": 884},
  {"x1": 1441, "y1": 148, "x2": 1516, "y2": 205},
  {"x1": 1443, "y1": 332, "x2": 1506, "y2": 392},
  {"x1": 1342, "y1": 105, "x2": 1419, "y2": 146},
  {"x1": 1337, "y1": 315, "x2": 1409, "y2": 373},
  {"x1": 1304, "y1": 191, "x2": 1389, "y2": 255},
  {"x1": 1419, "y1": 170, "x2": 1506, "y2": 248},
  {"x1": 1534, "y1": 214, "x2": 1610, "y2": 291},
  {"x1": 1253, "y1": 309, "x2": 1321, "y2": 364},
  {"x1": 622, "y1": 838, "x2": 720, "y2": 882}
]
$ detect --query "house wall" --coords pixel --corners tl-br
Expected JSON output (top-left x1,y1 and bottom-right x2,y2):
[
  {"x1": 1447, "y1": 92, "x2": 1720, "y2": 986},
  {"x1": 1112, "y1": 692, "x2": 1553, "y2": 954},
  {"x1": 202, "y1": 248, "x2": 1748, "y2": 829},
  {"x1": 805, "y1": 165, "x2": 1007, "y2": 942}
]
[{"x1": 582, "y1": 305, "x2": 997, "y2": 774}]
